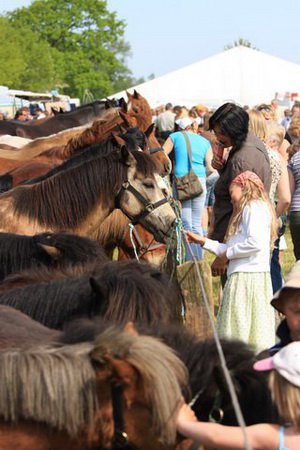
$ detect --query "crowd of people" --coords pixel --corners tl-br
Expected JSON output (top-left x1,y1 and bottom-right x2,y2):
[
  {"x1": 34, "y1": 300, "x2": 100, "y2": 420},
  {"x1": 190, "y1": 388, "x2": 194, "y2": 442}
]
[
  {"x1": 156, "y1": 99, "x2": 300, "y2": 354},
  {"x1": 153, "y1": 99, "x2": 300, "y2": 449}
]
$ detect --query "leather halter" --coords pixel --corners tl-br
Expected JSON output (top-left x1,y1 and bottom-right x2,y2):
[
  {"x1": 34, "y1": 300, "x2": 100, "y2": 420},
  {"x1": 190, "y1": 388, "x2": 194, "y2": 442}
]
[
  {"x1": 111, "y1": 385, "x2": 138, "y2": 450},
  {"x1": 116, "y1": 180, "x2": 169, "y2": 225}
]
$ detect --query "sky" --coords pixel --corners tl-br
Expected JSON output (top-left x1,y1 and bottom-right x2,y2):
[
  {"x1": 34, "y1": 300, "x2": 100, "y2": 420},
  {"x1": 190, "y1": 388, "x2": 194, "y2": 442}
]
[{"x1": 1, "y1": 0, "x2": 300, "y2": 80}]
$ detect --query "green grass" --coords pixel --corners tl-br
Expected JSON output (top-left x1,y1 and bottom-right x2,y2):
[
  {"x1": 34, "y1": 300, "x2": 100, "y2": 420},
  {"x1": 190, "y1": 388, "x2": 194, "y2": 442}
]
[{"x1": 204, "y1": 225, "x2": 296, "y2": 307}]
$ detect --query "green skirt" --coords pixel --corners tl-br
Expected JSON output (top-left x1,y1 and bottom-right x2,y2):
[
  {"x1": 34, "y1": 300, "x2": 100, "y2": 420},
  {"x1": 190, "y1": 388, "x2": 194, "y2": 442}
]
[{"x1": 216, "y1": 272, "x2": 276, "y2": 353}]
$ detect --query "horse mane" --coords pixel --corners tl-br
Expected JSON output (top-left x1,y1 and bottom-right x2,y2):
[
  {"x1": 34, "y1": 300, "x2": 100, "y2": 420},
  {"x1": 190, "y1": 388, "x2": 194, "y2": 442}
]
[
  {"x1": 89, "y1": 260, "x2": 181, "y2": 326},
  {"x1": 62, "y1": 109, "x2": 127, "y2": 158},
  {"x1": 0, "y1": 326, "x2": 187, "y2": 445},
  {"x1": 12, "y1": 144, "x2": 157, "y2": 229},
  {"x1": 142, "y1": 324, "x2": 278, "y2": 425},
  {"x1": 0, "y1": 260, "x2": 181, "y2": 329},
  {"x1": 0, "y1": 260, "x2": 102, "y2": 292},
  {"x1": 95, "y1": 209, "x2": 130, "y2": 246},
  {"x1": 0, "y1": 342, "x2": 97, "y2": 436},
  {"x1": 91, "y1": 327, "x2": 188, "y2": 445},
  {"x1": 0, "y1": 273, "x2": 100, "y2": 329},
  {"x1": 0, "y1": 232, "x2": 108, "y2": 282}
]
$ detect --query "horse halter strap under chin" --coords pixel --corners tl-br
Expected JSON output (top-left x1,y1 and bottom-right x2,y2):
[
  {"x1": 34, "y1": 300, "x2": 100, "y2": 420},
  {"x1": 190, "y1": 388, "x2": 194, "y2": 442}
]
[
  {"x1": 110, "y1": 384, "x2": 138, "y2": 450},
  {"x1": 116, "y1": 180, "x2": 169, "y2": 224}
]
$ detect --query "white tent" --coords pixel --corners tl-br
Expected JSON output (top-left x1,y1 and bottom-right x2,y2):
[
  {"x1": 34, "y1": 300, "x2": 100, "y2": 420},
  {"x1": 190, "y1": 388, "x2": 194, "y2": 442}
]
[{"x1": 110, "y1": 46, "x2": 300, "y2": 108}]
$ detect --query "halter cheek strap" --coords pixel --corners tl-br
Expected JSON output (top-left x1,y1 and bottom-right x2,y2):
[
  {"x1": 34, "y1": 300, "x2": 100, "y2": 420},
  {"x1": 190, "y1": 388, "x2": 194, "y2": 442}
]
[
  {"x1": 115, "y1": 180, "x2": 169, "y2": 225},
  {"x1": 111, "y1": 385, "x2": 138, "y2": 450}
]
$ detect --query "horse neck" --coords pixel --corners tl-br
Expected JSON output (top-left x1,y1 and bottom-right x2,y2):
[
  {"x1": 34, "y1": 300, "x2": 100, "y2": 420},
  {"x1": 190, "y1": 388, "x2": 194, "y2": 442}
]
[{"x1": 94, "y1": 210, "x2": 130, "y2": 247}]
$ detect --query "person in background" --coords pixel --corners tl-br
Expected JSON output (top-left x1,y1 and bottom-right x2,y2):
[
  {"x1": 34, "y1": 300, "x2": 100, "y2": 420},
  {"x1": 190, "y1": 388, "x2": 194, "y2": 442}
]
[
  {"x1": 204, "y1": 103, "x2": 271, "y2": 279},
  {"x1": 268, "y1": 261, "x2": 300, "y2": 354},
  {"x1": 156, "y1": 102, "x2": 175, "y2": 141},
  {"x1": 34, "y1": 107, "x2": 46, "y2": 120},
  {"x1": 176, "y1": 341, "x2": 300, "y2": 450},
  {"x1": 271, "y1": 98, "x2": 282, "y2": 124},
  {"x1": 248, "y1": 109, "x2": 291, "y2": 293},
  {"x1": 281, "y1": 108, "x2": 292, "y2": 131},
  {"x1": 163, "y1": 117, "x2": 211, "y2": 261},
  {"x1": 187, "y1": 171, "x2": 277, "y2": 352},
  {"x1": 288, "y1": 145, "x2": 300, "y2": 261}
]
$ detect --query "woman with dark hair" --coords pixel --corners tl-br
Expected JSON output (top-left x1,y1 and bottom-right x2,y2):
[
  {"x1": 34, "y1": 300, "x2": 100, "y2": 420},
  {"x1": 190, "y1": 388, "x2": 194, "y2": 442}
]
[{"x1": 202, "y1": 103, "x2": 271, "y2": 278}]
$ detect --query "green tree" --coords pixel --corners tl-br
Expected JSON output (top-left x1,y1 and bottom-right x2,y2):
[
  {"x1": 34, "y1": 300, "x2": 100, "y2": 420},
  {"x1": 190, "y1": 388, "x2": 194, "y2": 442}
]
[
  {"x1": 0, "y1": 16, "x2": 61, "y2": 91},
  {"x1": 224, "y1": 38, "x2": 259, "y2": 51},
  {"x1": 7, "y1": 0, "x2": 134, "y2": 99}
]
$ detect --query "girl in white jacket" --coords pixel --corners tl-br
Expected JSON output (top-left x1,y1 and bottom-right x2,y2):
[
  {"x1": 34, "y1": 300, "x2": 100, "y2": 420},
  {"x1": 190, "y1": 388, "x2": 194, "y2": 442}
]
[{"x1": 187, "y1": 171, "x2": 278, "y2": 352}]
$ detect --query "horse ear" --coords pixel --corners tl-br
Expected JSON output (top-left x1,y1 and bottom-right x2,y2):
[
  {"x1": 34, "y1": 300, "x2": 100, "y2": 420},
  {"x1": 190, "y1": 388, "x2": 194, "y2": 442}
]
[
  {"x1": 145, "y1": 123, "x2": 155, "y2": 137},
  {"x1": 126, "y1": 90, "x2": 132, "y2": 100},
  {"x1": 124, "y1": 322, "x2": 139, "y2": 336},
  {"x1": 120, "y1": 147, "x2": 136, "y2": 168},
  {"x1": 111, "y1": 133, "x2": 126, "y2": 148},
  {"x1": 37, "y1": 243, "x2": 61, "y2": 259},
  {"x1": 119, "y1": 97, "x2": 128, "y2": 112},
  {"x1": 89, "y1": 276, "x2": 104, "y2": 297},
  {"x1": 119, "y1": 111, "x2": 131, "y2": 128},
  {"x1": 133, "y1": 90, "x2": 139, "y2": 99}
]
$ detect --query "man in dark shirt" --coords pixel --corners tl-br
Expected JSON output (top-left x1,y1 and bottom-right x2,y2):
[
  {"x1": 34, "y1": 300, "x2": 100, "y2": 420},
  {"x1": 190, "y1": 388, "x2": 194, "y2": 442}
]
[{"x1": 205, "y1": 103, "x2": 271, "y2": 277}]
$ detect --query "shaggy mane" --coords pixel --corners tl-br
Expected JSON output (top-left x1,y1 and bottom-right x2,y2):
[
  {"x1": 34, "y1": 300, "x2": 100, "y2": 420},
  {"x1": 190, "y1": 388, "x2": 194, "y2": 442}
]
[
  {"x1": 11, "y1": 144, "x2": 157, "y2": 229},
  {"x1": 0, "y1": 327, "x2": 187, "y2": 445}
]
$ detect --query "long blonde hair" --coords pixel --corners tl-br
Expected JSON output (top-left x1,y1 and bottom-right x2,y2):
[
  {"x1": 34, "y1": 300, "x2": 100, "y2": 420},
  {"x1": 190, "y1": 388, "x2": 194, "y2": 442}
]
[
  {"x1": 248, "y1": 109, "x2": 267, "y2": 142},
  {"x1": 269, "y1": 370, "x2": 300, "y2": 430},
  {"x1": 225, "y1": 179, "x2": 278, "y2": 243}
]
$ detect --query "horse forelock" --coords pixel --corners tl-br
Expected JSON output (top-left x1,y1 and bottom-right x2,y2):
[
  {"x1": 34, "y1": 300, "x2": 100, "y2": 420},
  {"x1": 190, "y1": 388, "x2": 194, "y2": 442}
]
[
  {"x1": 91, "y1": 328, "x2": 188, "y2": 446},
  {"x1": 0, "y1": 343, "x2": 98, "y2": 437}
]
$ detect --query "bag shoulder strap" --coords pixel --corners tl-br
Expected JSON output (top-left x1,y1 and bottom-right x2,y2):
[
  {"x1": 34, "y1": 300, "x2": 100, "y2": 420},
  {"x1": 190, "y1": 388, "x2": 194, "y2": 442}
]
[{"x1": 182, "y1": 131, "x2": 193, "y2": 168}]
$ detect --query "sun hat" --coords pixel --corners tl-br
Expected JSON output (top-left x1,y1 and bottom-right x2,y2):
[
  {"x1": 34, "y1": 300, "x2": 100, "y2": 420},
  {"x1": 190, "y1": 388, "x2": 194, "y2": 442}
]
[
  {"x1": 254, "y1": 341, "x2": 300, "y2": 387},
  {"x1": 175, "y1": 117, "x2": 193, "y2": 129},
  {"x1": 271, "y1": 261, "x2": 300, "y2": 313}
]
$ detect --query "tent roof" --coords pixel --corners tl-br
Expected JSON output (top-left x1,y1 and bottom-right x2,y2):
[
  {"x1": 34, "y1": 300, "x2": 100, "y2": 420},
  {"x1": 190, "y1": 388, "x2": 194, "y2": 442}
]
[{"x1": 110, "y1": 46, "x2": 300, "y2": 108}]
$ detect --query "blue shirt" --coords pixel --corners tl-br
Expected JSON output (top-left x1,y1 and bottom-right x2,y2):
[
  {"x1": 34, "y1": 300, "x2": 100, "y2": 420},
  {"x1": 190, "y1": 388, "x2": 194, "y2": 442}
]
[{"x1": 170, "y1": 131, "x2": 210, "y2": 177}]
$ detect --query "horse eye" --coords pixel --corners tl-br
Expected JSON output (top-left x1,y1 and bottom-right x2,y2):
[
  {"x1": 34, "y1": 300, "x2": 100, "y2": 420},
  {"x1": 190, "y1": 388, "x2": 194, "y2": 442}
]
[{"x1": 142, "y1": 180, "x2": 155, "y2": 189}]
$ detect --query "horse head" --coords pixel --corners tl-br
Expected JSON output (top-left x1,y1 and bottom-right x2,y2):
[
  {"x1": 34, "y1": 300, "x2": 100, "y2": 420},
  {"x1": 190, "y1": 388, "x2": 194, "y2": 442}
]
[{"x1": 116, "y1": 146, "x2": 176, "y2": 243}]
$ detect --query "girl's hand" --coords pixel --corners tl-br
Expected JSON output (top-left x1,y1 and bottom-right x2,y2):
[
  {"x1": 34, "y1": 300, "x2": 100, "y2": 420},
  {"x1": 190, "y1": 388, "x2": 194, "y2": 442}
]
[
  {"x1": 185, "y1": 231, "x2": 206, "y2": 246},
  {"x1": 176, "y1": 403, "x2": 198, "y2": 428}
]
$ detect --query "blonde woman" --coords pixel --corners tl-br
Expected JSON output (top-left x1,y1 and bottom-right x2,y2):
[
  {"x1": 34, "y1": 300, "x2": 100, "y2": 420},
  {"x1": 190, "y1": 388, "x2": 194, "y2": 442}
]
[
  {"x1": 248, "y1": 110, "x2": 290, "y2": 216},
  {"x1": 177, "y1": 341, "x2": 300, "y2": 450},
  {"x1": 186, "y1": 171, "x2": 278, "y2": 352}
]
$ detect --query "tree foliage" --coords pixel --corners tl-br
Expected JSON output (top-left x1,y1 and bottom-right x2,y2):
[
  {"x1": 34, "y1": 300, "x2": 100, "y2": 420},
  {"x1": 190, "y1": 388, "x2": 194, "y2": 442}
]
[
  {"x1": 1, "y1": 0, "x2": 139, "y2": 99},
  {"x1": 224, "y1": 38, "x2": 259, "y2": 51}
]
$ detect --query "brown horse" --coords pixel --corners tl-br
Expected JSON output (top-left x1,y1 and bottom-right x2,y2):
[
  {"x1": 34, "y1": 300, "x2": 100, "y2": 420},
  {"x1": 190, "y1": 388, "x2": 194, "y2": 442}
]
[
  {"x1": 97, "y1": 209, "x2": 167, "y2": 266},
  {"x1": 0, "y1": 142, "x2": 176, "y2": 242},
  {"x1": 0, "y1": 325, "x2": 187, "y2": 450}
]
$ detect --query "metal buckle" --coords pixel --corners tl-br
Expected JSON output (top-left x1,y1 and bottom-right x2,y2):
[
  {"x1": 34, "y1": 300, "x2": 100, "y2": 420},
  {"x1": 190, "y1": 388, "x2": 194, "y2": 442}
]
[
  {"x1": 122, "y1": 181, "x2": 130, "y2": 189},
  {"x1": 145, "y1": 203, "x2": 154, "y2": 212},
  {"x1": 115, "y1": 430, "x2": 129, "y2": 446}
]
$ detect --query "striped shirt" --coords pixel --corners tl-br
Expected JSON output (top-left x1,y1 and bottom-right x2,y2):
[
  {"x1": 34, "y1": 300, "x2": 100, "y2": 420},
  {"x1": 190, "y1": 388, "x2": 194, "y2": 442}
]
[{"x1": 288, "y1": 152, "x2": 300, "y2": 211}]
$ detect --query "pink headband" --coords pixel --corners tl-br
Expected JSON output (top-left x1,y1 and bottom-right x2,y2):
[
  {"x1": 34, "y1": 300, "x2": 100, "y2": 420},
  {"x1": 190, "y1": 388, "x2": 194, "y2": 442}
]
[{"x1": 230, "y1": 171, "x2": 264, "y2": 190}]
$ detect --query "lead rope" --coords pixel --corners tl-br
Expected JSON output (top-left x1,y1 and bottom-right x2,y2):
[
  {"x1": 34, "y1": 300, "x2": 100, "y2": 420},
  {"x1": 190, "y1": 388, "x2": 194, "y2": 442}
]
[
  {"x1": 128, "y1": 223, "x2": 140, "y2": 262},
  {"x1": 181, "y1": 230, "x2": 252, "y2": 450}
]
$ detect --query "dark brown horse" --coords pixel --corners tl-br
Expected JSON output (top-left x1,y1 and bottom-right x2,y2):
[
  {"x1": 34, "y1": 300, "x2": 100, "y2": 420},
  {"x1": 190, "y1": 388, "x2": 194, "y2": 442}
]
[
  {"x1": 0, "y1": 100, "x2": 111, "y2": 138},
  {"x1": 0, "y1": 324, "x2": 187, "y2": 450},
  {"x1": 0, "y1": 231, "x2": 108, "y2": 282},
  {"x1": 0, "y1": 260, "x2": 182, "y2": 329}
]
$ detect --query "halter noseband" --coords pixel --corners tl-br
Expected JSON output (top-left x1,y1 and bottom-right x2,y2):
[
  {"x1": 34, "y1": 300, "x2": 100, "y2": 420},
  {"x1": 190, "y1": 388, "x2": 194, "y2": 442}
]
[{"x1": 116, "y1": 180, "x2": 169, "y2": 225}]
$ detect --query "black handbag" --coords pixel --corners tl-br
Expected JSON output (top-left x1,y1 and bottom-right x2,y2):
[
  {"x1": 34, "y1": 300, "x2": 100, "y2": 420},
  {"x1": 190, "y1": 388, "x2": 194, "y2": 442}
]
[{"x1": 174, "y1": 131, "x2": 203, "y2": 201}]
